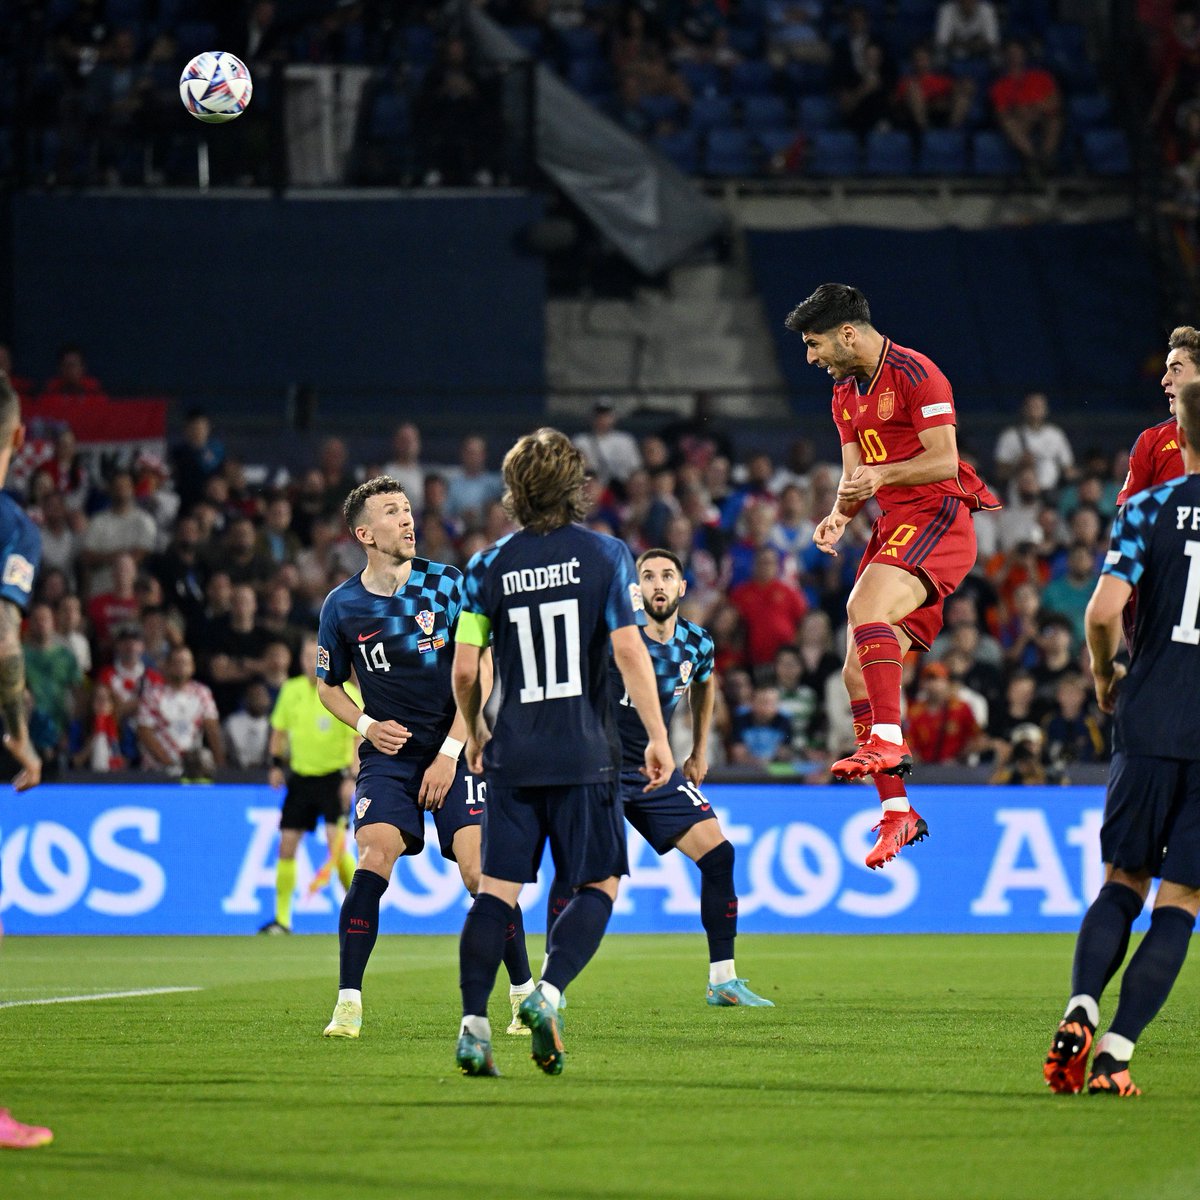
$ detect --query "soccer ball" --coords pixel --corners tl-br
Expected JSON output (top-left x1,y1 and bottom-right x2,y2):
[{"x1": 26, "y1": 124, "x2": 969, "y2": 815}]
[{"x1": 179, "y1": 52, "x2": 253, "y2": 124}]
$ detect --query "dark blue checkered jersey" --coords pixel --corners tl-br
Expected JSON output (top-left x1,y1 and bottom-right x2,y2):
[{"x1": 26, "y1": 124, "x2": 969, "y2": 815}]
[
  {"x1": 1103, "y1": 474, "x2": 1200, "y2": 758},
  {"x1": 0, "y1": 493, "x2": 41, "y2": 614},
  {"x1": 609, "y1": 616, "x2": 714, "y2": 772},
  {"x1": 460, "y1": 524, "x2": 639, "y2": 786},
  {"x1": 316, "y1": 558, "x2": 463, "y2": 761}
]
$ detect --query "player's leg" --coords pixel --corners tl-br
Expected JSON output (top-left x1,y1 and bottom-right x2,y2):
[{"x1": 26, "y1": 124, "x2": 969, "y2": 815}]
[
  {"x1": 451, "y1": 824, "x2": 534, "y2": 1035},
  {"x1": 674, "y1": 817, "x2": 773, "y2": 1007},
  {"x1": 457, "y1": 783, "x2": 544, "y2": 1076}
]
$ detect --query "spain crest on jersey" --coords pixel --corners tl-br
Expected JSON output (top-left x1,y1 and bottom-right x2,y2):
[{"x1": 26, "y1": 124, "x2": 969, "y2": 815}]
[
  {"x1": 679, "y1": 660, "x2": 692, "y2": 685},
  {"x1": 877, "y1": 390, "x2": 895, "y2": 421},
  {"x1": 415, "y1": 609, "x2": 435, "y2": 636}
]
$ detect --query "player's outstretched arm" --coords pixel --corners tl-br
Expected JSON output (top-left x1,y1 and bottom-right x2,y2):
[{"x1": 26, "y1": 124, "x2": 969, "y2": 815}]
[
  {"x1": 1085, "y1": 574, "x2": 1132, "y2": 713},
  {"x1": 0, "y1": 598, "x2": 39, "y2": 791},
  {"x1": 611, "y1": 625, "x2": 674, "y2": 790},
  {"x1": 682, "y1": 674, "x2": 715, "y2": 787},
  {"x1": 316, "y1": 677, "x2": 409, "y2": 755}
]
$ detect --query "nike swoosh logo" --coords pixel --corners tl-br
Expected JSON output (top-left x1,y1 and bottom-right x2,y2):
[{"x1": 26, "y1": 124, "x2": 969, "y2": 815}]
[
  {"x1": 468, "y1": 807, "x2": 484, "y2": 815},
  {"x1": 357, "y1": 630, "x2": 382, "y2": 642}
]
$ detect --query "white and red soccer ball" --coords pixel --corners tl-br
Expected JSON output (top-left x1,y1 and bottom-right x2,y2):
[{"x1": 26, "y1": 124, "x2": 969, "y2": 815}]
[{"x1": 179, "y1": 51, "x2": 253, "y2": 124}]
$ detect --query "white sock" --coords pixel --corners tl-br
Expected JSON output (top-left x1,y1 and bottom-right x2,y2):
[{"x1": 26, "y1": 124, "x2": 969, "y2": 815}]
[
  {"x1": 709, "y1": 959, "x2": 736, "y2": 986},
  {"x1": 337, "y1": 988, "x2": 362, "y2": 1007},
  {"x1": 461, "y1": 1014, "x2": 491, "y2": 1041},
  {"x1": 880, "y1": 797, "x2": 911, "y2": 813},
  {"x1": 537, "y1": 981, "x2": 562, "y2": 1009},
  {"x1": 1095, "y1": 1031, "x2": 1136, "y2": 1062},
  {"x1": 540, "y1": 954, "x2": 550, "y2": 978},
  {"x1": 871, "y1": 723, "x2": 903, "y2": 745},
  {"x1": 1065, "y1": 994, "x2": 1100, "y2": 1028},
  {"x1": 510, "y1": 978, "x2": 535, "y2": 995}
]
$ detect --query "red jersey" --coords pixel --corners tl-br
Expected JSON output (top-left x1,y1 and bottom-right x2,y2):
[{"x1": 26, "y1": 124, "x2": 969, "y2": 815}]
[
  {"x1": 1117, "y1": 417, "x2": 1183, "y2": 505},
  {"x1": 989, "y1": 69, "x2": 1058, "y2": 113},
  {"x1": 831, "y1": 337, "x2": 1000, "y2": 515},
  {"x1": 906, "y1": 697, "x2": 979, "y2": 764}
]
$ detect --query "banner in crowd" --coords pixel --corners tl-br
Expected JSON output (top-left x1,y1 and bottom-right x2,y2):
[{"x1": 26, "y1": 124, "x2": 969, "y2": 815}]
[{"x1": 0, "y1": 783, "x2": 1124, "y2": 936}]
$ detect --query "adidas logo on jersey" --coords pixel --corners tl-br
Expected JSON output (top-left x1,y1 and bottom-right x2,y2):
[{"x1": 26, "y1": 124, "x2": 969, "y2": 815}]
[{"x1": 1164, "y1": 439, "x2": 1179, "y2": 452}]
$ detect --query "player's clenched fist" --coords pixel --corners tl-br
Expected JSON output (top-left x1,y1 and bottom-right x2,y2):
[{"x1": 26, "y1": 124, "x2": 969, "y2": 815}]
[
  {"x1": 1092, "y1": 660, "x2": 1126, "y2": 714},
  {"x1": 365, "y1": 719, "x2": 409, "y2": 755}
]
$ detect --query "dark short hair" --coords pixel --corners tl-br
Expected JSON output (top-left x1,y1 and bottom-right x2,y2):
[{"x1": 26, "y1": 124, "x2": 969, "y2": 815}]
[
  {"x1": 343, "y1": 476, "x2": 406, "y2": 538},
  {"x1": 636, "y1": 547, "x2": 685, "y2": 575},
  {"x1": 784, "y1": 283, "x2": 872, "y2": 336},
  {"x1": 1178, "y1": 379, "x2": 1200, "y2": 448}
]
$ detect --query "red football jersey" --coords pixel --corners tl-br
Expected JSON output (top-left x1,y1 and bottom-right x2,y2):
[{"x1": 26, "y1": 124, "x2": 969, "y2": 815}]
[
  {"x1": 1117, "y1": 416, "x2": 1183, "y2": 506},
  {"x1": 831, "y1": 337, "x2": 1000, "y2": 514}
]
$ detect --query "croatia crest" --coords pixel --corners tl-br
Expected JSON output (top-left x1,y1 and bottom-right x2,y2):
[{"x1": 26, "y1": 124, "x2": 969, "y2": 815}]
[
  {"x1": 415, "y1": 610, "x2": 435, "y2": 636},
  {"x1": 355, "y1": 796, "x2": 372, "y2": 820},
  {"x1": 679, "y1": 661, "x2": 693, "y2": 685}
]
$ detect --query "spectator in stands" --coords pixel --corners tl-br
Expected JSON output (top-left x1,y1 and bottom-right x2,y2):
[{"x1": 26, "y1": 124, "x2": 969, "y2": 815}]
[
  {"x1": 136, "y1": 645, "x2": 224, "y2": 777},
  {"x1": 1031, "y1": 612, "x2": 1075, "y2": 704},
  {"x1": 934, "y1": 0, "x2": 1001, "y2": 65},
  {"x1": 294, "y1": 516, "x2": 341, "y2": 613},
  {"x1": 37, "y1": 344, "x2": 108, "y2": 406},
  {"x1": 728, "y1": 545, "x2": 808, "y2": 667},
  {"x1": 258, "y1": 494, "x2": 301, "y2": 568},
  {"x1": 70, "y1": 682, "x2": 129, "y2": 771},
  {"x1": 216, "y1": 515, "x2": 274, "y2": 591},
  {"x1": 671, "y1": 0, "x2": 739, "y2": 66},
  {"x1": 146, "y1": 514, "x2": 209, "y2": 632},
  {"x1": 832, "y1": 5, "x2": 896, "y2": 139},
  {"x1": 773, "y1": 644, "x2": 825, "y2": 757},
  {"x1": 989, "y1": 40, "x2": 1063, "y2": 179},
  {"x1": 80, "y1": 469, "x2": 158, "y2": 597},
  {"x1": 35, "y1": 492, "x2": 80, "y2": 583},
  {"x1": 55, "y1": 594, "x2": 92, "y2": 676},
  {"x1": 1043, "y1": 672, "x2": 1106, "y2": 766},
  {"x1": 259, "y1": 640, "x2": 294, "y2": 705},
  {"x1": 382, "y1": 422, "x2": 426, "y2": 500},
  {"x1": 993, "y1": 391, "x2": 1075, "y2": 491},
  {"x1": 894, "y1": 42, "x2": 975, "y2": 132},
  {"x1": 989, "y1": 721, "x2": 1054, "y2": 785},
  {"x1": 1040, "y1": 543, "x2": 1096, "y2": 650},
  {"x1": 223, "y1": 678, "x2": 273, "y2": 769},
  {"x1": 986, "y1": 667, "x2": 1037, "y2": 749},
  {"x1": 170, "y1": 409, "x2": 225, "y2": 513},
  {"x1": 573, "y1": 400, "x2": 642, "y2": 489},
  {"x1": 98, "y1": 625, "x2": 162, "y2": 741},
  {"x1": 942, "y1": 646, "x2": 989, "y2": 728},
  {"x1": 729, "y1": 685, "x2": 794, "y2": 768},
  {"x1": 133, "y1": 452, "x2": 178, "y2": 531},
  {"x1": 768, "y1": 483, "x2": 814, "y2": 569},
  {"x1": 766, "y1": 0, "x2": 830, "y2": 68},
  {"x1": 204, "y1": 583, "x2": 272, "y2": 717},
  {"x1": 710, "y1": 604, "x2": 746, "y2": 675},
  {"x1": 994, "y1": 465, "x2": 1044, "y2": 550},
  {"x1": 317, "y1": 437, "x2": 355, "y2": 516},
  {"x1": 259, "y1": 582, "x2": 304, "y2": 660},
  {"x1": 445, "y1": 435, "x2": 503, "y2": 524},
  {"x1": 41, "y1": 428, "x2": 89, "y2": 514},
  {"x1": 906, "y1": 661, "x2": 982, "y2": 765},
  {"x1": 413, "y1": 35, "x2": 499, "y2": 186},
  {"x1": 86, "y1": 551, "x2": 140, "y2": 659},
  {"x1": 23, "y1": 601, "x2": 82, "y2": 770},
  {"x1": 1150, "y1": 6, "x2": 1200, "y2": 130}
]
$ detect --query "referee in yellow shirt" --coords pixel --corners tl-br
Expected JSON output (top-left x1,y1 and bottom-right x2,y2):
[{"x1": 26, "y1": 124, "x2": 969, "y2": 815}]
[{"x1": 260, "y1": 633, "x2": 361, "y2": 934}]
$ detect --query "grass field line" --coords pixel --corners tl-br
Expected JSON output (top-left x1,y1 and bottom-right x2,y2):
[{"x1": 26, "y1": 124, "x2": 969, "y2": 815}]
[{"x1": 0, "y1": 985, "x2": 201, "y2": 1009}]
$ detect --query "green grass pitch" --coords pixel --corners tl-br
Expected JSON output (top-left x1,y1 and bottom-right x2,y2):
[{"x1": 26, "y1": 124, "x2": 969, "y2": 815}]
[{"x1": 2, "y1": 933, "x2": 1199, "y2": 1199}]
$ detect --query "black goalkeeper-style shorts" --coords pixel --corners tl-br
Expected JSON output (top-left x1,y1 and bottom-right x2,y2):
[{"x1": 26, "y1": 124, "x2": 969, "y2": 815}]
[
  {"x1": 1102, "y1": 752, "x2": 1200, "y2": 887},
  {"x1": 281, "y1": 771, "x2": 344, "y2": 833},
  {"x1": 621, "y1": 768, "x2": 718, "y2": 856}
]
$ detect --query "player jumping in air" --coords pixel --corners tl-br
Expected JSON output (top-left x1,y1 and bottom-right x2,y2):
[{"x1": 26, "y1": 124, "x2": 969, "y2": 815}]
[
  {"x1": 452, "y1": 428, "x2": 673, "y2": 1077},
  {"x1": 1043, "y1": 378, "x2": 1200, "y2": 1097},
  {"x1": 316, "y1": 478, "x2": 534, "y2": 1041},
  {"x1": 785, "y1": 284, "x2": 1000, "y2": 869},
  {"x1": 0, "y1": 371, "x2": 53, "y2": 1150},
  {"x1": 544, "y1": 548, "x2": 772, "y2": 1006}
]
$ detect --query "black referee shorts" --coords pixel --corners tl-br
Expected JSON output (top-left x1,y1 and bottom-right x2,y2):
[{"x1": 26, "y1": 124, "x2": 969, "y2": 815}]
[{"x1": 280, "y1": 771, "x2": 344, "y2": 833}]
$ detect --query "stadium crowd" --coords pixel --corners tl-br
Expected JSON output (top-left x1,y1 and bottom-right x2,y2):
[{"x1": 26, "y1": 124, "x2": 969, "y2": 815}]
[
  {"x1": 1, "y1": 339, "x2": 1145, "y2": 785},
  {"x1": 0, "y1": 0, "x2": 1120, "y2": 186}
]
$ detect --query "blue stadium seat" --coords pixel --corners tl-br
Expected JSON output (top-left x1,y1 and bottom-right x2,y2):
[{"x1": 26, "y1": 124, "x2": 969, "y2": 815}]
[
  {"x1": 728, "y1": 27, "x2": 763, "y2": 59},
  {"x1": 559, "y1": 26, "x2": 602, "y2": 61},
  {"x1": 742, "y1": 94, "x2": 790, "y2": 131},
  {"x1": 864, "y1": 130, "x2": 914, "y2": 175},
  {"x1": 1082, "y1": 128, "x2": 1131, "y2": 176},
  {"x1": 784, "y1": 61, "x2": 832, "y2": 97},
  {"x1": 798, "y1": 95, "x2": 838, "y2": 130},
  {"x1": 971, "y1": 130, "x2": 1019, "y2": 176},
  {"x1": 507, "y1": 26, "x2": 545, "y2": 57},
  {"x1": 704, "y1": 128, "x2": 756, "y2": 176},
  {"x1": 678, "y1": 61, "x2": 724, "y2": 99},
  {"x1": 756, "y1": 128, "x2": 801, "y2": 162},
  {"x1": 402, "y1": 24, "x2": 437, "y2": 66},
  {"x1": 893, "y1": 0, "x2": 937, "y2": 16},
  {"x1": 807, "y1": 130, "x2": 860, "y2": 176},
  {"x1": 689, "y1": 95, "x2": 736, "y2": 132},
  {"x1": 655, "y1": 128, "x2": 701, "y2": 174},
  {"x1": 729, "y1": 61, "x2": 776, "y2": 98},
  {"x1": 567, "y1": 58, "x2": 612, "y2": 93},
  {"x1": 640, "y1": 93, "x2": 683, "y2": 127},
  {"x1": 105, "y1": 0, "x2": 147, "y2": 25},
  {"x1": 175, "y1": 21, "x2": 219, "y2": 57},
  {"x1": 916, "y1": 129, "x2": 968, "y2": 175},
  {"x1": 369, "y1": 92, "x2": 409, "y2": 141},
  {"x1": 1067, "y1": 92, "x2": 1112, "y2": 130}
]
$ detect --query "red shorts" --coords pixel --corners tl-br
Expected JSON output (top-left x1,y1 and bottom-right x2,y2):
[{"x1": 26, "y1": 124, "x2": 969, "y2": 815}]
[{"x1": 854, "y1": 495, "x2": 978, "y2": 651}]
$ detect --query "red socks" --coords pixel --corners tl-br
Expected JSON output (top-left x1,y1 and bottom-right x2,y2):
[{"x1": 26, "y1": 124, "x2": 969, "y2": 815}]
[{"x1": 852, "y1": 623, "x2": 903, "y2": 726}]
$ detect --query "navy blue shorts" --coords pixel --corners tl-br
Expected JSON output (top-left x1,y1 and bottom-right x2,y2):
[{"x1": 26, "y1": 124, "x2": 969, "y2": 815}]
[
  {"x1": 621, "y1": 769, "x2": 717, "y2": 855},
  {"x1": 1102, "y1": 753, "x2": 1200, "y2": 887},
  {"x1": 481, "y1": 780, "x2": 628, "y2": 887},
  {"x1": 354, "y1": 753, "x2": 484, "y2": 862}
]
